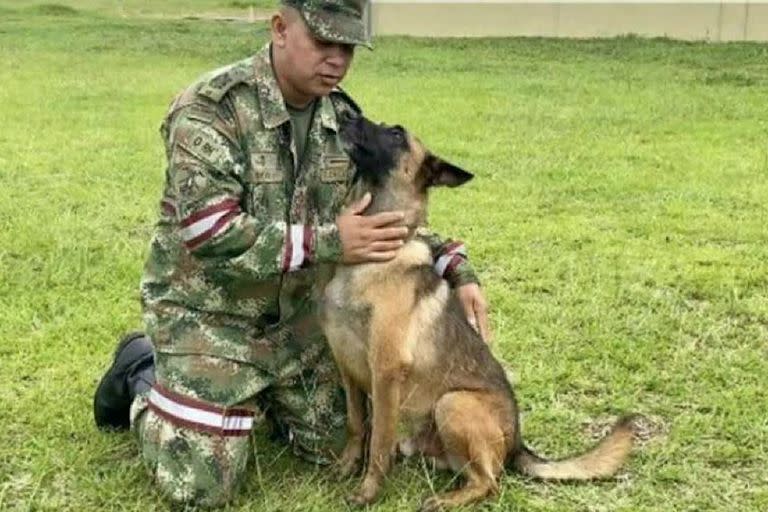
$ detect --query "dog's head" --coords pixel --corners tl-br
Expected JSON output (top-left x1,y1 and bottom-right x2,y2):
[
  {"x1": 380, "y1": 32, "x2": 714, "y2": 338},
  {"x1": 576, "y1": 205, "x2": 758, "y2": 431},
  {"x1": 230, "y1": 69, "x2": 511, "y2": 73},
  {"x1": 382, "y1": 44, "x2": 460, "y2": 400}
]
[{"x1": 340, "y1": 114, "x2": 473, "y2": 224}]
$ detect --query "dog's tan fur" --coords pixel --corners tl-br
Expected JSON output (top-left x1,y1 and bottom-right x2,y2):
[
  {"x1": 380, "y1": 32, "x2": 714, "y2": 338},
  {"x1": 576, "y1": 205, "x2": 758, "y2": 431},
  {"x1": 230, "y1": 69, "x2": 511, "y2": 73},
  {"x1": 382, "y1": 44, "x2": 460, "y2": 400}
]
[{"x1": 320, "y1": 126, "x2": 636, "y2": 510}]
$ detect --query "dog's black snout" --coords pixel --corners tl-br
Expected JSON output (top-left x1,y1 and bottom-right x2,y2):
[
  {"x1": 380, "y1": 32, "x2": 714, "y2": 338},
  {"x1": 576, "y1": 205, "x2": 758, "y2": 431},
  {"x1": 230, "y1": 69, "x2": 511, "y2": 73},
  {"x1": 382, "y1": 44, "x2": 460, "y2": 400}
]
[
  {"x1": 339, "y1": 111, "x2": 363, "y2": 145},
  {"x1": 338, "y1": 109, "x2": 360, "y2": 127}
]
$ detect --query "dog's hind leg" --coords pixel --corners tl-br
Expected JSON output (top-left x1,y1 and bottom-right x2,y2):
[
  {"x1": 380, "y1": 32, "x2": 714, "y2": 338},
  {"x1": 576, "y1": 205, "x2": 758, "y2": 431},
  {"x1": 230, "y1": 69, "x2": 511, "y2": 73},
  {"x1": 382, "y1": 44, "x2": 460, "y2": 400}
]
[
  {"x1": 421, "y1": 391, "x2": 509, "y2": 511},
  {"x1": 398, "y1": 421, "x2": 450, "y2": 470}
]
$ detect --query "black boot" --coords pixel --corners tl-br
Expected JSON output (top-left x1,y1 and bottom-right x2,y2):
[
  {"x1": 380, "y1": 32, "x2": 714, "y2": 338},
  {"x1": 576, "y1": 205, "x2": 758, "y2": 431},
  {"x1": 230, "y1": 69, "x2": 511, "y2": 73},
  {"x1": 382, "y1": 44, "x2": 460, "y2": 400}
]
[{"x1": 93, "y1": 331, "x2": 155, "y2": 431}]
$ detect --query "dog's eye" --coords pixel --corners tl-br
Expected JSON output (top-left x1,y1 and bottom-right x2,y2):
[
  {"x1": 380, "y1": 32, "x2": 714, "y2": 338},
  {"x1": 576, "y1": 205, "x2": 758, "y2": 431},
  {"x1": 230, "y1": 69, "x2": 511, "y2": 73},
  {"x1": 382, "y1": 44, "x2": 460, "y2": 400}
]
[{"x1": 391, "y1": 125, "x2": 405, "y2": 141}]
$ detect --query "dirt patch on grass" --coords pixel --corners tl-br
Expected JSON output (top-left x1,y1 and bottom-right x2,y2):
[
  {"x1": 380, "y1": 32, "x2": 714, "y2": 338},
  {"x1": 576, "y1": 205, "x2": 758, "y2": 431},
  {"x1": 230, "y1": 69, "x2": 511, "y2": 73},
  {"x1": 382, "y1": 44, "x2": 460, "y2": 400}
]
[{"x1": 31, "y1": 3, "x2": 79, "y2": 16}]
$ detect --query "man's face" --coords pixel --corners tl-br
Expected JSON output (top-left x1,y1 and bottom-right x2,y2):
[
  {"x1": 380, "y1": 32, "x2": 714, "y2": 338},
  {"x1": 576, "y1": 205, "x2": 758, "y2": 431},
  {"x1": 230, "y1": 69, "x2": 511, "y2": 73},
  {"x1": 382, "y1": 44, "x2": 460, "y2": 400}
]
[{"x1": 276, "y1": 12, "x2": 355, "y2": 100}]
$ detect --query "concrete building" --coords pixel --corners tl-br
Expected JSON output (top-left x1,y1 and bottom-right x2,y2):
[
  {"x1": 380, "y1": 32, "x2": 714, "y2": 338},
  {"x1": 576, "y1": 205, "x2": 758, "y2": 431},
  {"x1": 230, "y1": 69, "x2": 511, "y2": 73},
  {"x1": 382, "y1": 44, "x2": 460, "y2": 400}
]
[{"x1": 370, "y1": 1, "x2": 768, "y2": 42}]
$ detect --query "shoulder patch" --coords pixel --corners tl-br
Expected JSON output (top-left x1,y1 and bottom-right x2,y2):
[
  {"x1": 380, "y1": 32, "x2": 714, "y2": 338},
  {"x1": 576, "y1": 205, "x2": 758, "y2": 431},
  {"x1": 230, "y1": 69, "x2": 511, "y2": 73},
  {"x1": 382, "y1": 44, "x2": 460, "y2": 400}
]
[
  {"x1": 330, "y1": 87, "x2": 362, "y2": 115},
  {"x1": 197, "y1": 59, "x2": 254, "y2": 103},
  {"x1": 176, "y1": 128, "x2": 228, "y2": 168}
]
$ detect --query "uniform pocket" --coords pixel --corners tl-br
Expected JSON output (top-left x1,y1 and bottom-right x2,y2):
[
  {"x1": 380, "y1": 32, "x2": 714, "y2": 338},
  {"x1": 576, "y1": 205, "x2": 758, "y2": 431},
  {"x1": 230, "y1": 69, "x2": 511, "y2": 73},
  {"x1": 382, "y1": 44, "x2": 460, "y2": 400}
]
[
  {"x1": 249, "y1": 152, "x2": 281, "y2": 183},
  {"x1": 244, "y1": 152, "x2": 286, "y2": 218},
  {"x1": 314, "y1": 155, "x2": 352, "y2": 222}
]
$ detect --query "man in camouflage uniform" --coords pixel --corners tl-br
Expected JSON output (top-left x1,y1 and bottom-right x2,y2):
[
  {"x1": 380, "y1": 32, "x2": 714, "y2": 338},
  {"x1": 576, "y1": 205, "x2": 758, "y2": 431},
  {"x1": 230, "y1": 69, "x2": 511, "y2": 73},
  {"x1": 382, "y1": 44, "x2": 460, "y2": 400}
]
[{"x1": 93, "y1": 0, "x2": 490, "y2": 506}]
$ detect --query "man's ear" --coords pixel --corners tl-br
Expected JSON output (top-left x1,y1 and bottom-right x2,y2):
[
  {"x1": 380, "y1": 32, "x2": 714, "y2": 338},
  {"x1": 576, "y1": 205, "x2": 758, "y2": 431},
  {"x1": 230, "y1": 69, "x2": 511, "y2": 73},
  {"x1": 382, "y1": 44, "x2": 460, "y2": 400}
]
[
  {"x1": 426, "y1": 155, "x2": 474, "y2": 188},
  {"x1": 271, "y1": 14, "x2": 288, "y2": 47}
]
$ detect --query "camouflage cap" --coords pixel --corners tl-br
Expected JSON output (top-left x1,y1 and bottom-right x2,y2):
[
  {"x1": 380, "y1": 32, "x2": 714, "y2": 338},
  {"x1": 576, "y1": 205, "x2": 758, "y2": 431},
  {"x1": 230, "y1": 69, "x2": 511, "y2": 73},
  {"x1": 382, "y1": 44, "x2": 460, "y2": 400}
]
[{"x1": 283, "y1": 0, "x2": 372, "y2": 49}]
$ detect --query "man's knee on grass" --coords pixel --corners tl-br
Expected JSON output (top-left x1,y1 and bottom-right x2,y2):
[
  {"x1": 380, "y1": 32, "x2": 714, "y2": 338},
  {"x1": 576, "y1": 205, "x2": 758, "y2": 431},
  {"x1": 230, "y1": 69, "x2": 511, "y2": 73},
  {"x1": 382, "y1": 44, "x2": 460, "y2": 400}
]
[{"x1": 131, "y1": 392, "x2": 254, "y2": 507}]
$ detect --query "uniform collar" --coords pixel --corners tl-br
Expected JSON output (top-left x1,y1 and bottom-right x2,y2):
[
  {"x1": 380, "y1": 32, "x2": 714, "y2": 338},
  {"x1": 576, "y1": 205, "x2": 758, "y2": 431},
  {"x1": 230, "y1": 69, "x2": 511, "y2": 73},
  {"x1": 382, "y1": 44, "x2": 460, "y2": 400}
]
[
  {"x1": 253, "y1": 44, "x2": 339, "y2": 132},
  {"x1": 317, "y1": 94, "x2": 339, "y2": 132},
  {"x1": 253, "y1": 44, "x2": 290, "y2": 129}
]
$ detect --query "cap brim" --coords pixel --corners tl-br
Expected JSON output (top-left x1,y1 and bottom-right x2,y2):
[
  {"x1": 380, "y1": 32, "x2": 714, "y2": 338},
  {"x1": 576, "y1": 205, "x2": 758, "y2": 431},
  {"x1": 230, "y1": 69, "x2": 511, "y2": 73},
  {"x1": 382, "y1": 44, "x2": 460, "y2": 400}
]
[{"x1": 302, "y1": 9, "x2": 373, "y2": 49}]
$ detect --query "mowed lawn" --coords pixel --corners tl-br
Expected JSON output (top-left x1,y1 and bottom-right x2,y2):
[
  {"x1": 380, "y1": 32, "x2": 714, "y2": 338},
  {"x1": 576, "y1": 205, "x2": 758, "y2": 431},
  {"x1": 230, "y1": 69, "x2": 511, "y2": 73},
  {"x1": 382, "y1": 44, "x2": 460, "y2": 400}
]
[{"x1": 1, "y1": 3, "x2": 767, "y2": 511}]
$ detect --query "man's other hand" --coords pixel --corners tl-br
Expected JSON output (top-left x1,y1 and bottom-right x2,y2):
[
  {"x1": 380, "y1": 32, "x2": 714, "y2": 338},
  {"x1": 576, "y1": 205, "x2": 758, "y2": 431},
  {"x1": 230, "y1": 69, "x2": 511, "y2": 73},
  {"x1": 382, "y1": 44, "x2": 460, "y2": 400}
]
[
  {"x1": 337, "y1": 193, "x2": 408, "y2": 264},
  {"x1": 457, "y1": 283, "x2": 491, "y2": 343}
]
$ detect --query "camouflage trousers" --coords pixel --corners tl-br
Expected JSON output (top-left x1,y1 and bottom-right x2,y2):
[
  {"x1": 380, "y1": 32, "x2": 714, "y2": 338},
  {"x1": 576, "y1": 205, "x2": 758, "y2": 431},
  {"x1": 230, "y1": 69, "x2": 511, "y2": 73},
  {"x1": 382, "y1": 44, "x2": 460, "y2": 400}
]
[{"x1": 129, "y1": 303, "x2": 346, "y2": 507}]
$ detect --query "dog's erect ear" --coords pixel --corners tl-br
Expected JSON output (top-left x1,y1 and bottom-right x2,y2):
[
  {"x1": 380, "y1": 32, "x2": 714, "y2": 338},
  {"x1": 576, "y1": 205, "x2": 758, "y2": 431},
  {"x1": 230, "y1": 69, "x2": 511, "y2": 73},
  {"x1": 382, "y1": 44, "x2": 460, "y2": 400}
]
[{"x1": 425, "y1": 155, "x2": 474, "y2": 188}]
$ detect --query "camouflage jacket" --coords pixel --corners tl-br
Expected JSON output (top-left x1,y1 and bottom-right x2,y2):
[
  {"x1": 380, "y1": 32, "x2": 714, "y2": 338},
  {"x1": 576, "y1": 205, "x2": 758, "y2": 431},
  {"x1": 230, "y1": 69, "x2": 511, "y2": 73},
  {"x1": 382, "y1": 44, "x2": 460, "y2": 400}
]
[{"x1": 140, "y1": 44, "x2": 478, "y2": 352}]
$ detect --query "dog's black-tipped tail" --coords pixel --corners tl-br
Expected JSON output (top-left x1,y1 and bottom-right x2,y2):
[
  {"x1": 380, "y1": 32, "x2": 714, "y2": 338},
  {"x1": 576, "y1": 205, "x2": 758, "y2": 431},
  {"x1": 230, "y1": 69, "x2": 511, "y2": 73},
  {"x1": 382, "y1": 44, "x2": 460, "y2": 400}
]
[{"x1": 509, "y1": 415, "x2": 637, "y2": 481}]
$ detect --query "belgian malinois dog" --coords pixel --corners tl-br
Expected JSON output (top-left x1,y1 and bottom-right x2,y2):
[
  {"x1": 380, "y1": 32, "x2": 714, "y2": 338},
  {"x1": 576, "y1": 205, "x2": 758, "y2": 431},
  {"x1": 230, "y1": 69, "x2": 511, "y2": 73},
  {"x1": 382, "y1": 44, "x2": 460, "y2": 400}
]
[{"x1": 320, "y1": 115, "x2": 636, "y2": 511}]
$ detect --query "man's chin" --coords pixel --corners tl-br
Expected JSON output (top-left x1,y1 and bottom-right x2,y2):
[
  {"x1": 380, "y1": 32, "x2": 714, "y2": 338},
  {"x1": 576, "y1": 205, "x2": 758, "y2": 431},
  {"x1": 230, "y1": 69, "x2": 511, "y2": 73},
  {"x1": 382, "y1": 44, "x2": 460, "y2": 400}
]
[
  {"x1": 298, "y1": 81, "x2": 339, "y2": 100},
  {"x1": 319, "y1": 77, "x2": 341, "y2": 91},
  {"x1": 314, "y1": 85, "x2": 336, "y2": 97}
]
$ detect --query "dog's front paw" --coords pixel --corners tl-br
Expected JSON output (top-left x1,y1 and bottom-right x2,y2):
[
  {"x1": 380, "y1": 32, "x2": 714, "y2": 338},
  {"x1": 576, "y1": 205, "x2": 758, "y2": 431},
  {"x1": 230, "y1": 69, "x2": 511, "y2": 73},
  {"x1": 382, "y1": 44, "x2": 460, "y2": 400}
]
[
  {"x1": 337, "y1": 456, "x2": 362, "y2": 479},
  {"x1": 346, "y1": 490, "x2": 377, "y2": 508},
  {"x1": 420, "y1": 496, "x2": 446, "y2": 512},
  {"x1": 345, "y1": 480, "x2": 381, "y2": 507},
  {"x1": 336, "y1": 440, "x2": 364, "y2": 479}
]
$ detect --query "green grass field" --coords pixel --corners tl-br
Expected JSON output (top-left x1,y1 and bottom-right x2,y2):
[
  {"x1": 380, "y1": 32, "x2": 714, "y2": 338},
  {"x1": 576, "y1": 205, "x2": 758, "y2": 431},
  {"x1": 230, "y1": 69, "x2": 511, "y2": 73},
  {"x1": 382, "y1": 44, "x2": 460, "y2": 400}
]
[
  {"x1": 1, "y1": 2, "x2": 767, "y2": 511},
  {"x1": 2, "y1": 0, "x2": 277, "y2": 17}
]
